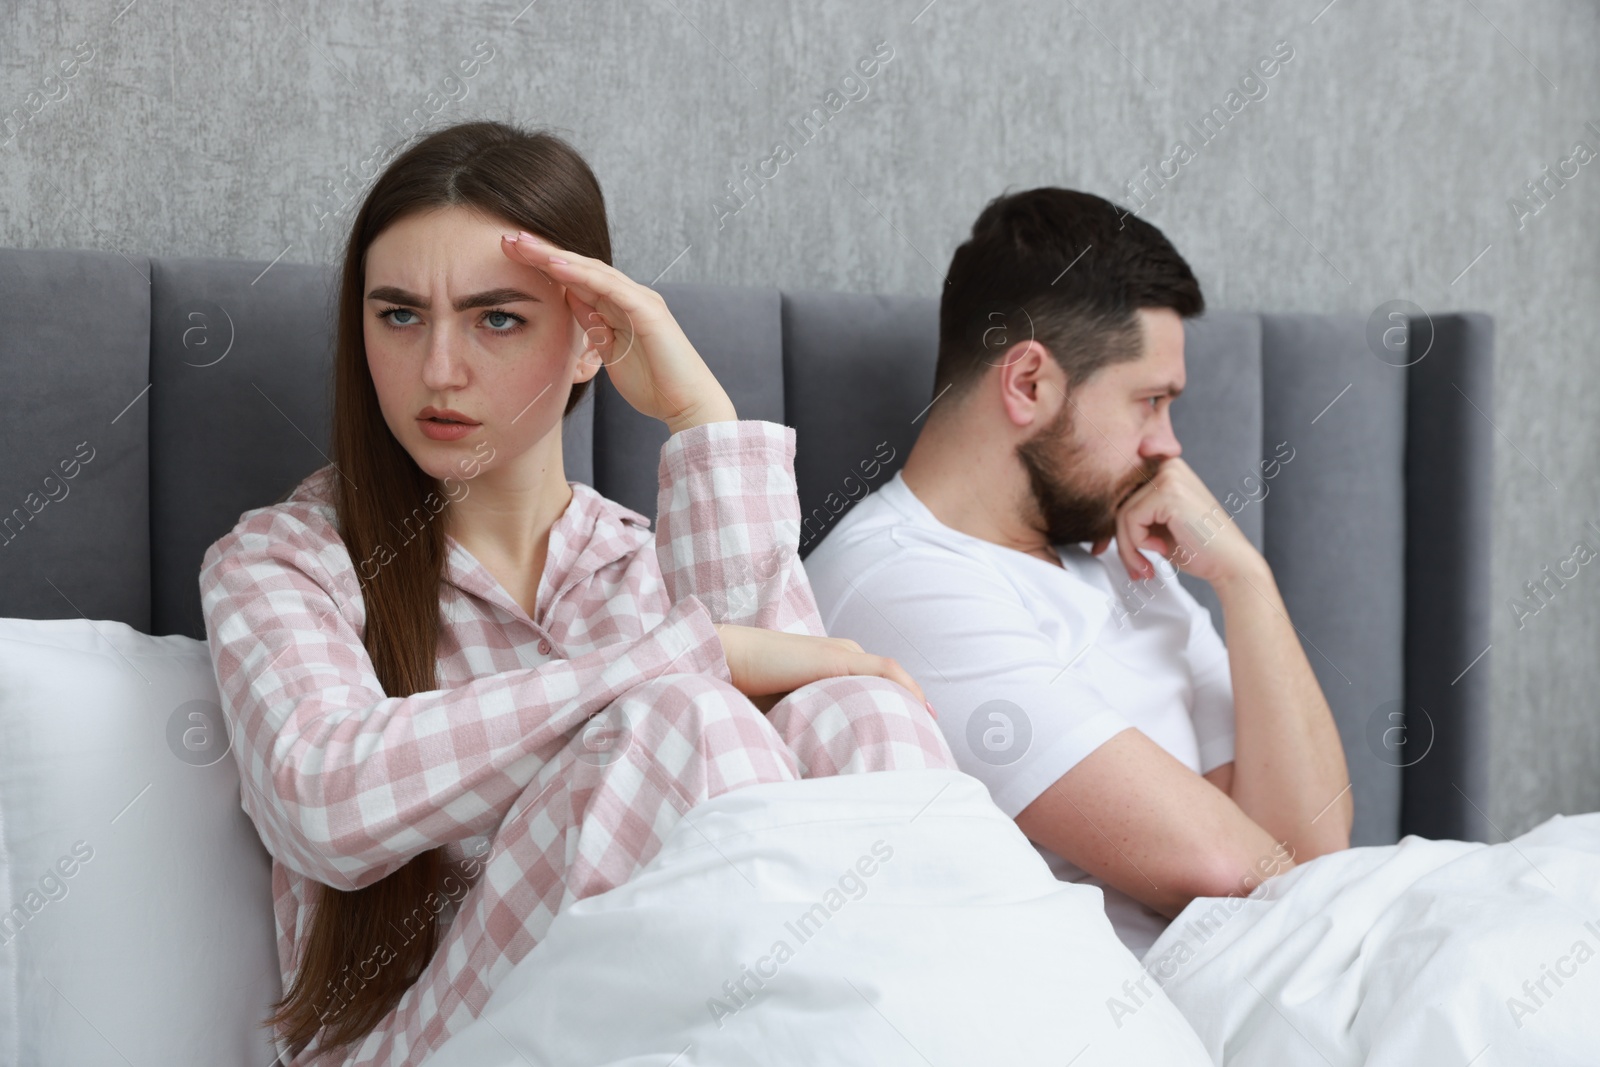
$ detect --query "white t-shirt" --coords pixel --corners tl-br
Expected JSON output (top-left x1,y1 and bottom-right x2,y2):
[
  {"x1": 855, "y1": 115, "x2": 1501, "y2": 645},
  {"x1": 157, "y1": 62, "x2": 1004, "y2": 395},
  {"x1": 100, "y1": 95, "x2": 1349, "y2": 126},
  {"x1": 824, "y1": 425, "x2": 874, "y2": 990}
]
[{"x1": 804, "y1": 470, "x2": 1236, "y2": 959}]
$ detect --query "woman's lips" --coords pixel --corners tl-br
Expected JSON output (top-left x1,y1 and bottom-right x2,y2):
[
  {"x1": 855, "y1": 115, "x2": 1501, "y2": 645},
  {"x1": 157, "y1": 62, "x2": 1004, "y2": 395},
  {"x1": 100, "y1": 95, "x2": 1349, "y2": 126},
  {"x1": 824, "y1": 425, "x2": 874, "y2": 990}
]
[{"x1": 418, "y1": 417, "x2": 479, "y2": 441}]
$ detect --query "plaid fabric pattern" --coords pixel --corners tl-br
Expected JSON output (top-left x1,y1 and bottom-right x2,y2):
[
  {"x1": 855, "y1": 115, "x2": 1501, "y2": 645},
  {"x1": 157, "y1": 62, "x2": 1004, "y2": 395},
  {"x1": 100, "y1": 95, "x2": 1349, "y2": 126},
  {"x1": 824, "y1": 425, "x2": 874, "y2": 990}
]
[{"x1": 197, "y1": 419, "x2": 953, "y2": 1065}]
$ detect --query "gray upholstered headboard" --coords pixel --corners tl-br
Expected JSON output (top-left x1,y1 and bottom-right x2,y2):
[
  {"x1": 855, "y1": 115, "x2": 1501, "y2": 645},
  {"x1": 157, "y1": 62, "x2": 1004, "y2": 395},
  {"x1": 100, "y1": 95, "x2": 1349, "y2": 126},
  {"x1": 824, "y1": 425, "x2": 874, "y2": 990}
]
[{"x1": 0, "y1": 247, "x2": 1492, "y2": 848}]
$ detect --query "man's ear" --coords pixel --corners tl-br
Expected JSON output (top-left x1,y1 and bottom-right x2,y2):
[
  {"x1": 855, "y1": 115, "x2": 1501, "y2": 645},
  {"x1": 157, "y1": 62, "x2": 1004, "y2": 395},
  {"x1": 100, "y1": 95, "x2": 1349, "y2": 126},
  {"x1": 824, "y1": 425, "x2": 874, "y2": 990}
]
[{"x1": 997, "y1": 340, "x2": 1063, "y2": 428}]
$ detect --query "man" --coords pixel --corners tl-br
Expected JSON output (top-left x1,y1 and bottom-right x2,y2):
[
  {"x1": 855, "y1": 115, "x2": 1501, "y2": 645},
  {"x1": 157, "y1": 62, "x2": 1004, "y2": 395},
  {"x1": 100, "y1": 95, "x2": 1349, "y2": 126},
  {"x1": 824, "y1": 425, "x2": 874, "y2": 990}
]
[{"x1": 803, "y1": 187, "x2": 1353, "y2": 958}]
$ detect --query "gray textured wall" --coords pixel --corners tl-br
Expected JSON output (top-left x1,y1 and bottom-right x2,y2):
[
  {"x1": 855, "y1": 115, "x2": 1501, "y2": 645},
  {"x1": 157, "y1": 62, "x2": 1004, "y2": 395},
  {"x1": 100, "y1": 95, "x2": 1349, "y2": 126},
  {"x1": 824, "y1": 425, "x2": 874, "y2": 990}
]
[{"x1": 2, "y1": 0, "x2": 1596, "y2": 836}]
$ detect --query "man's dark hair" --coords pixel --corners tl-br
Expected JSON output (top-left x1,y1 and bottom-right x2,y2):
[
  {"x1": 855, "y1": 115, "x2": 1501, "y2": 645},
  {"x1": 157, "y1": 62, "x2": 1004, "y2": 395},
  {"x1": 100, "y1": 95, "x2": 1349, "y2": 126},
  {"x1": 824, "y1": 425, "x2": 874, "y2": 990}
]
[{"x1": 933, "y1": 188, "x2": 1204, "y2": 403}]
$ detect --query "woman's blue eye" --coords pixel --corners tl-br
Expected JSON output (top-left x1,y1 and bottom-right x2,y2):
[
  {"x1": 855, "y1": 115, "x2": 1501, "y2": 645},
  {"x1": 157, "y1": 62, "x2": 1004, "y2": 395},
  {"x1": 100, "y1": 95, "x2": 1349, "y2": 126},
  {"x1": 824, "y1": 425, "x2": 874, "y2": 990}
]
[
  {"x1": 376, "y1": 307, "x2": 526, "y2": 334},
  {"x1": 1148, "y1": 396, "x2": 1161, "y2": 409}
]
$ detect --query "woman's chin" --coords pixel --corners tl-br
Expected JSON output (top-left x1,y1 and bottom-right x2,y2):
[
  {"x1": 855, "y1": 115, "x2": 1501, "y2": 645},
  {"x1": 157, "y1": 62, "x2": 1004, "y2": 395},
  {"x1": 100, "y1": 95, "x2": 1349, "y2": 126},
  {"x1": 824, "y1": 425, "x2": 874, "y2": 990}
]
[{"x1": 406, "y1": 443, "x2": 473, "y2": 481}]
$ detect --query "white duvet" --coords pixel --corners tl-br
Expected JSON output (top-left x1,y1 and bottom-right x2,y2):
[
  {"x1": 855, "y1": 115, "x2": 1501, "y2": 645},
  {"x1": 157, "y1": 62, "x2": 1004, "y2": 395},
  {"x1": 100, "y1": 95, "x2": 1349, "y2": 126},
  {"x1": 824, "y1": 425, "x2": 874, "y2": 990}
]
[
  {"x1": 1144, "y1": 811, "x2": 1600, "y2": 1065},
  {"x1": 424, "y1": 768, "x2": 1211, "y2": 1066}
]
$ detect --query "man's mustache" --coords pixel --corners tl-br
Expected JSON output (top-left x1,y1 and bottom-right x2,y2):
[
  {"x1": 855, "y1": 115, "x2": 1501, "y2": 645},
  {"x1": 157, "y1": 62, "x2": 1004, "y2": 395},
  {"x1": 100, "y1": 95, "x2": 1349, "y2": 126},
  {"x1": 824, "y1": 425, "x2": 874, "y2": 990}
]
[{"x1": 1114, "y1": 460, "x2": 1163, "y2": 509}]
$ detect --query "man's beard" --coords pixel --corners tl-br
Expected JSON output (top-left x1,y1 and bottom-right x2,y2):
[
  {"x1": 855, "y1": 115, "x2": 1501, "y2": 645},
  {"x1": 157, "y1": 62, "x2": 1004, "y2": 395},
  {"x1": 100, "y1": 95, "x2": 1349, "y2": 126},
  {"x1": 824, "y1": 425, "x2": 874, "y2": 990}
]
[{"x1": 1015, "y1": 402, "x2": 1160, "y2": 546}]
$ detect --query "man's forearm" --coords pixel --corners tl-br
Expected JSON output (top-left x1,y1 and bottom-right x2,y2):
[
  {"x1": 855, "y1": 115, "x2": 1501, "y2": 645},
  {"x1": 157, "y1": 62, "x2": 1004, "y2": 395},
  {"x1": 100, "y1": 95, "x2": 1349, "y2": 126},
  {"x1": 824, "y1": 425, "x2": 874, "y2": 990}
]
[{"x1": 1211, "y1": 558, "x2": 1353, "y2": 857}]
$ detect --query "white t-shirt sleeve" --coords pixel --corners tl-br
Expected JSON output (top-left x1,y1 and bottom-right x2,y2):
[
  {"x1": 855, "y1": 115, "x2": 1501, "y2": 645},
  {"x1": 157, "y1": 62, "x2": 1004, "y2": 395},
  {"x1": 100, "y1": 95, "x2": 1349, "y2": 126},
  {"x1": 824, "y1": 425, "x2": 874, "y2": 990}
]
[
  {"x1": 1175, "y1": 576, "x2": 1235, "y2": 775},
  {"x1": 822, "y1": 547, "x2": 1135, "y2": 819}
]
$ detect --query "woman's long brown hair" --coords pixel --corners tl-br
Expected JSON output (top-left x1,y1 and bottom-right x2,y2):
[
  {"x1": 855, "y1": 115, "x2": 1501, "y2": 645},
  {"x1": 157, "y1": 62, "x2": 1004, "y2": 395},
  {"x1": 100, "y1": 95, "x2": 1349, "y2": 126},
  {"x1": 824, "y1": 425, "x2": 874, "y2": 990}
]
[{"x1": 262, "y1": 120, "x2": 613, "y2": 1058}]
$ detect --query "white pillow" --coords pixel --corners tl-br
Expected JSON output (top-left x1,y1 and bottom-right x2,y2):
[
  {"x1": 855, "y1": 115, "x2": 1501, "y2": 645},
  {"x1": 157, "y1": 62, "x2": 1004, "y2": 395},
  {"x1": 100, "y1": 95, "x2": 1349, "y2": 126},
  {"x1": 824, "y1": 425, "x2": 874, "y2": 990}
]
[{"x1": 0, "y1": 617, "x2": 282, "y2": 1066}]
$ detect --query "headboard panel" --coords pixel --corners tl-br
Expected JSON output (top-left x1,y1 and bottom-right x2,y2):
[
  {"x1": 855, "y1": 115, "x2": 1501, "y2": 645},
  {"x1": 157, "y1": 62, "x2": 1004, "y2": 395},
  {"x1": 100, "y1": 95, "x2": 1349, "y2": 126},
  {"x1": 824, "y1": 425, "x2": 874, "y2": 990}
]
[{"x1": 0, "y1": 246, "x2": 1492, "y2": 843}]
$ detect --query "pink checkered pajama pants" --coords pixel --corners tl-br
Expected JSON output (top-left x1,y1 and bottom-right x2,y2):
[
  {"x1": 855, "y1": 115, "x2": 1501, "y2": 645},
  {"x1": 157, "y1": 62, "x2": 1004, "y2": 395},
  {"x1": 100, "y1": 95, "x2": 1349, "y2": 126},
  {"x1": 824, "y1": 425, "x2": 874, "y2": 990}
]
[{"x1": 313, "y1": 671, "x2": 957, "y2": 1065}]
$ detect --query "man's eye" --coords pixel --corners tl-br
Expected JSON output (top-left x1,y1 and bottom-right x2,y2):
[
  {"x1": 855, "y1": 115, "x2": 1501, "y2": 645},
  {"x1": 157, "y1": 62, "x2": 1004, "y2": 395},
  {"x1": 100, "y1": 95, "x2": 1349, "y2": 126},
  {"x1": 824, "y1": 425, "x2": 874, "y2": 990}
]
[{"x1": 1147, "y1": 396, "x2": 1162, "y2": 409}]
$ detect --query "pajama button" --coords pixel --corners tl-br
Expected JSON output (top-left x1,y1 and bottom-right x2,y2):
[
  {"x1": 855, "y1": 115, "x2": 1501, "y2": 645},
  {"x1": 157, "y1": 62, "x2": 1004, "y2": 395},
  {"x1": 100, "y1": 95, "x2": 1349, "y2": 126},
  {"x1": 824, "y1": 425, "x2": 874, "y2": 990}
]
[{"x1": 538, "y1": 639, "x2": 552, "y2": 655}]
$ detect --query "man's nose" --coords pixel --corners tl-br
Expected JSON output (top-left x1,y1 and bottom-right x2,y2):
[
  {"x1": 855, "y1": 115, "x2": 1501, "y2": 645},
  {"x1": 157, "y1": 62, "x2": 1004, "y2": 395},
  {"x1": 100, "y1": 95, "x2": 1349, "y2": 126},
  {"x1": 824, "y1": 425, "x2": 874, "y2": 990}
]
[{"x1": 1144, "y1": 411, "x2": 1182, "y2": 460}]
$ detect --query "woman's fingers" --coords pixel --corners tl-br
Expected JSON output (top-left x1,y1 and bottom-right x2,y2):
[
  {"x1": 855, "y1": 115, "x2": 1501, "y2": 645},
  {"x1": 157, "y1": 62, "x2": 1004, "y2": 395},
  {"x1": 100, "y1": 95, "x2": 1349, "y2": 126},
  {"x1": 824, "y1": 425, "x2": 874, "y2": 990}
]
[
  {"x1": 501, "y1": 230, "x2": 602, "y2": 278},
  {"x1": 716, "y1": 626, "x2": 933, "y2": 717},
  {"x1": 500, "y1": 232, "x2": 649, "y2": 374},
  {"x1": 499, "y1": 233, "x2": 614, "y2": 319},
  {"x1": 852, "y1": 652, "x2": 926, "y2": 707},
  {"x1": 505, "y1": 232, "x2": 660, "y2": 324},
  {"x1": 505, "y1": 237, "x2": 661, "y2": 379},
  {"x1": 499, "y1": 232, "x2": 730, "y2": 431},
  {"x1": 499, "y1": 232, "x2": 560, "y2": 288}
]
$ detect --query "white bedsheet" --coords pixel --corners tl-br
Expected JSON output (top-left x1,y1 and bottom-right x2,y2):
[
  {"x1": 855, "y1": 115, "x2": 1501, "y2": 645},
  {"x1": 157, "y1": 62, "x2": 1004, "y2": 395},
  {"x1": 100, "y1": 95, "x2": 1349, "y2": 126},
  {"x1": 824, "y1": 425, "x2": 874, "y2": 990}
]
[
  {"x1": 1144, "y1": 811, "x2": 1600, "y2": 1065},
  {"x1": 424, "y1": 768, "x2": 1211, "y2": 1066}
]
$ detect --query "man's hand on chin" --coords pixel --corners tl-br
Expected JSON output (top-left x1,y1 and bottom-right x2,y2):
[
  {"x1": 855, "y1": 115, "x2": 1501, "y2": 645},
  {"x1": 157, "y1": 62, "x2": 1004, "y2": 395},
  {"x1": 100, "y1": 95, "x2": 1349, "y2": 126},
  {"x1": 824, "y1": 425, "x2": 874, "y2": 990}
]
[{"x1": 1090, "y1": 457, "x2": 1267, "y2": 589}]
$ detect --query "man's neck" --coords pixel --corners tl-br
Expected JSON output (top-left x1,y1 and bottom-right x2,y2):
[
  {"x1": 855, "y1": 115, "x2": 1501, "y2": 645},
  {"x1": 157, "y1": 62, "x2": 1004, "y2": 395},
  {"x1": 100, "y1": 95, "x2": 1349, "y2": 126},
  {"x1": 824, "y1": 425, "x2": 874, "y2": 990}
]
[{"x1": 898, "y1": 422, "x2": 1058, "y2": 564}]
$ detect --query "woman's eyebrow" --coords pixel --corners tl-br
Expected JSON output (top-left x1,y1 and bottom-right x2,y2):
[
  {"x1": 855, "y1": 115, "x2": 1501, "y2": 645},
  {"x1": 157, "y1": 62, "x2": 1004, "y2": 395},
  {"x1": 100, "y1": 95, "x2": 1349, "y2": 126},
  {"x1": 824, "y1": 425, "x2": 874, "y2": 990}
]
[{"x1": 365, "y1": 285, "x2": 542, "y2": 310}]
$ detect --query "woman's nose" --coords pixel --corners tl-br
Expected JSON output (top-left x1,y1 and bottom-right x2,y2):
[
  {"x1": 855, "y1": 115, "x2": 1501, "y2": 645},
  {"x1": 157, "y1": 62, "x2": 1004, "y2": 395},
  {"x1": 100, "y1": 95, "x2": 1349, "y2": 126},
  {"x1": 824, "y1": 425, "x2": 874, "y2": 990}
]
[{"x1": 421, "y1": 329, "x2": 469, "y2": 387}]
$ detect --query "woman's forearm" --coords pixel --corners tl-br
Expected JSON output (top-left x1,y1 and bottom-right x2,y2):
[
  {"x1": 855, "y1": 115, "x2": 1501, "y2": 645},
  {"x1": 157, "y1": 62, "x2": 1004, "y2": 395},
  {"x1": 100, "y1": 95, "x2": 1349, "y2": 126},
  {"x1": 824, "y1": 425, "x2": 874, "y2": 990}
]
[
  {"x1": 654, "y1": 419, "x2": 829, "y2": 637},
  {"x1": 664, "y1": 391, "x2": 738, "y2": 435}
]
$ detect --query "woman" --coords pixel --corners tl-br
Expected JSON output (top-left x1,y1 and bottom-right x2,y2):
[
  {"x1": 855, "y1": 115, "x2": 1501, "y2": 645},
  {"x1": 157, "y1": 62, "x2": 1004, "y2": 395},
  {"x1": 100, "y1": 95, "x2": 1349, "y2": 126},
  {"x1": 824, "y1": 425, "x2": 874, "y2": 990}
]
[{"x1": 198, "y1": 120, "x2": 954, "y2": 1066}]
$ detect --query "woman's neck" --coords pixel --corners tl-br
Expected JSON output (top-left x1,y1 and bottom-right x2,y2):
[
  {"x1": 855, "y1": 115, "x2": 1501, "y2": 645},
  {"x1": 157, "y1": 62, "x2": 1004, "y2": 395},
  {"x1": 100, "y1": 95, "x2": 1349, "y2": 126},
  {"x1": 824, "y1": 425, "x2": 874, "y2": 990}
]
[{"x1": 443, "y1": 451, "x2": 574, "y2": 576}]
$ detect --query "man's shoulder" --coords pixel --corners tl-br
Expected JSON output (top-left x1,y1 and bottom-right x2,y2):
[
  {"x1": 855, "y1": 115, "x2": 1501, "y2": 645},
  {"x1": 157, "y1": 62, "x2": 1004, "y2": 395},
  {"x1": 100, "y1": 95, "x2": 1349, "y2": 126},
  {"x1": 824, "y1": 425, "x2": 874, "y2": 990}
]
[{"x1": 806, "y1": 486, "x2": 1010, "y2": 619}]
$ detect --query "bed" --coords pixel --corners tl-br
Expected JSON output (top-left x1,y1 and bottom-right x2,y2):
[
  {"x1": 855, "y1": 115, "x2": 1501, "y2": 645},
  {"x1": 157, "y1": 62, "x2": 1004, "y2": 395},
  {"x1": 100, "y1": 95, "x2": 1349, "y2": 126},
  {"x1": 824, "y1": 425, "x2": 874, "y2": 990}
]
[{"x1": 0, "y1": 246, "x2": 1494, "y2": 1063}]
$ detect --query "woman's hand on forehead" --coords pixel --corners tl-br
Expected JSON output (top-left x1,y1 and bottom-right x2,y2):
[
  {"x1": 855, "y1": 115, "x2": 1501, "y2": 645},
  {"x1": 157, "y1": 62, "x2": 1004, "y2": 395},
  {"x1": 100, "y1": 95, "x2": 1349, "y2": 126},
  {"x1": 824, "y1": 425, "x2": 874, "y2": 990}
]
[{"x1": 500, "y1": 230, "x2": 736, "y2": 433}]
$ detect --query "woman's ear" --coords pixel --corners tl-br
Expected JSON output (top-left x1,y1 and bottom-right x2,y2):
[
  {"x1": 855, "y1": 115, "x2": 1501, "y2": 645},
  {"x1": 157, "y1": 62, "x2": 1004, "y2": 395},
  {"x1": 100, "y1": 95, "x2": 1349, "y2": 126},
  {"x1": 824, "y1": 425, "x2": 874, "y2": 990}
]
[
  {"x1": 564, "y1": 305, "x2": 604, "y2": 382},
  {"x1": 565, "y1": 293, "x2": 617, "y2": 382},
  {"x1": 574, "y1": 345, "x2": 603, "y2": 383}
]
